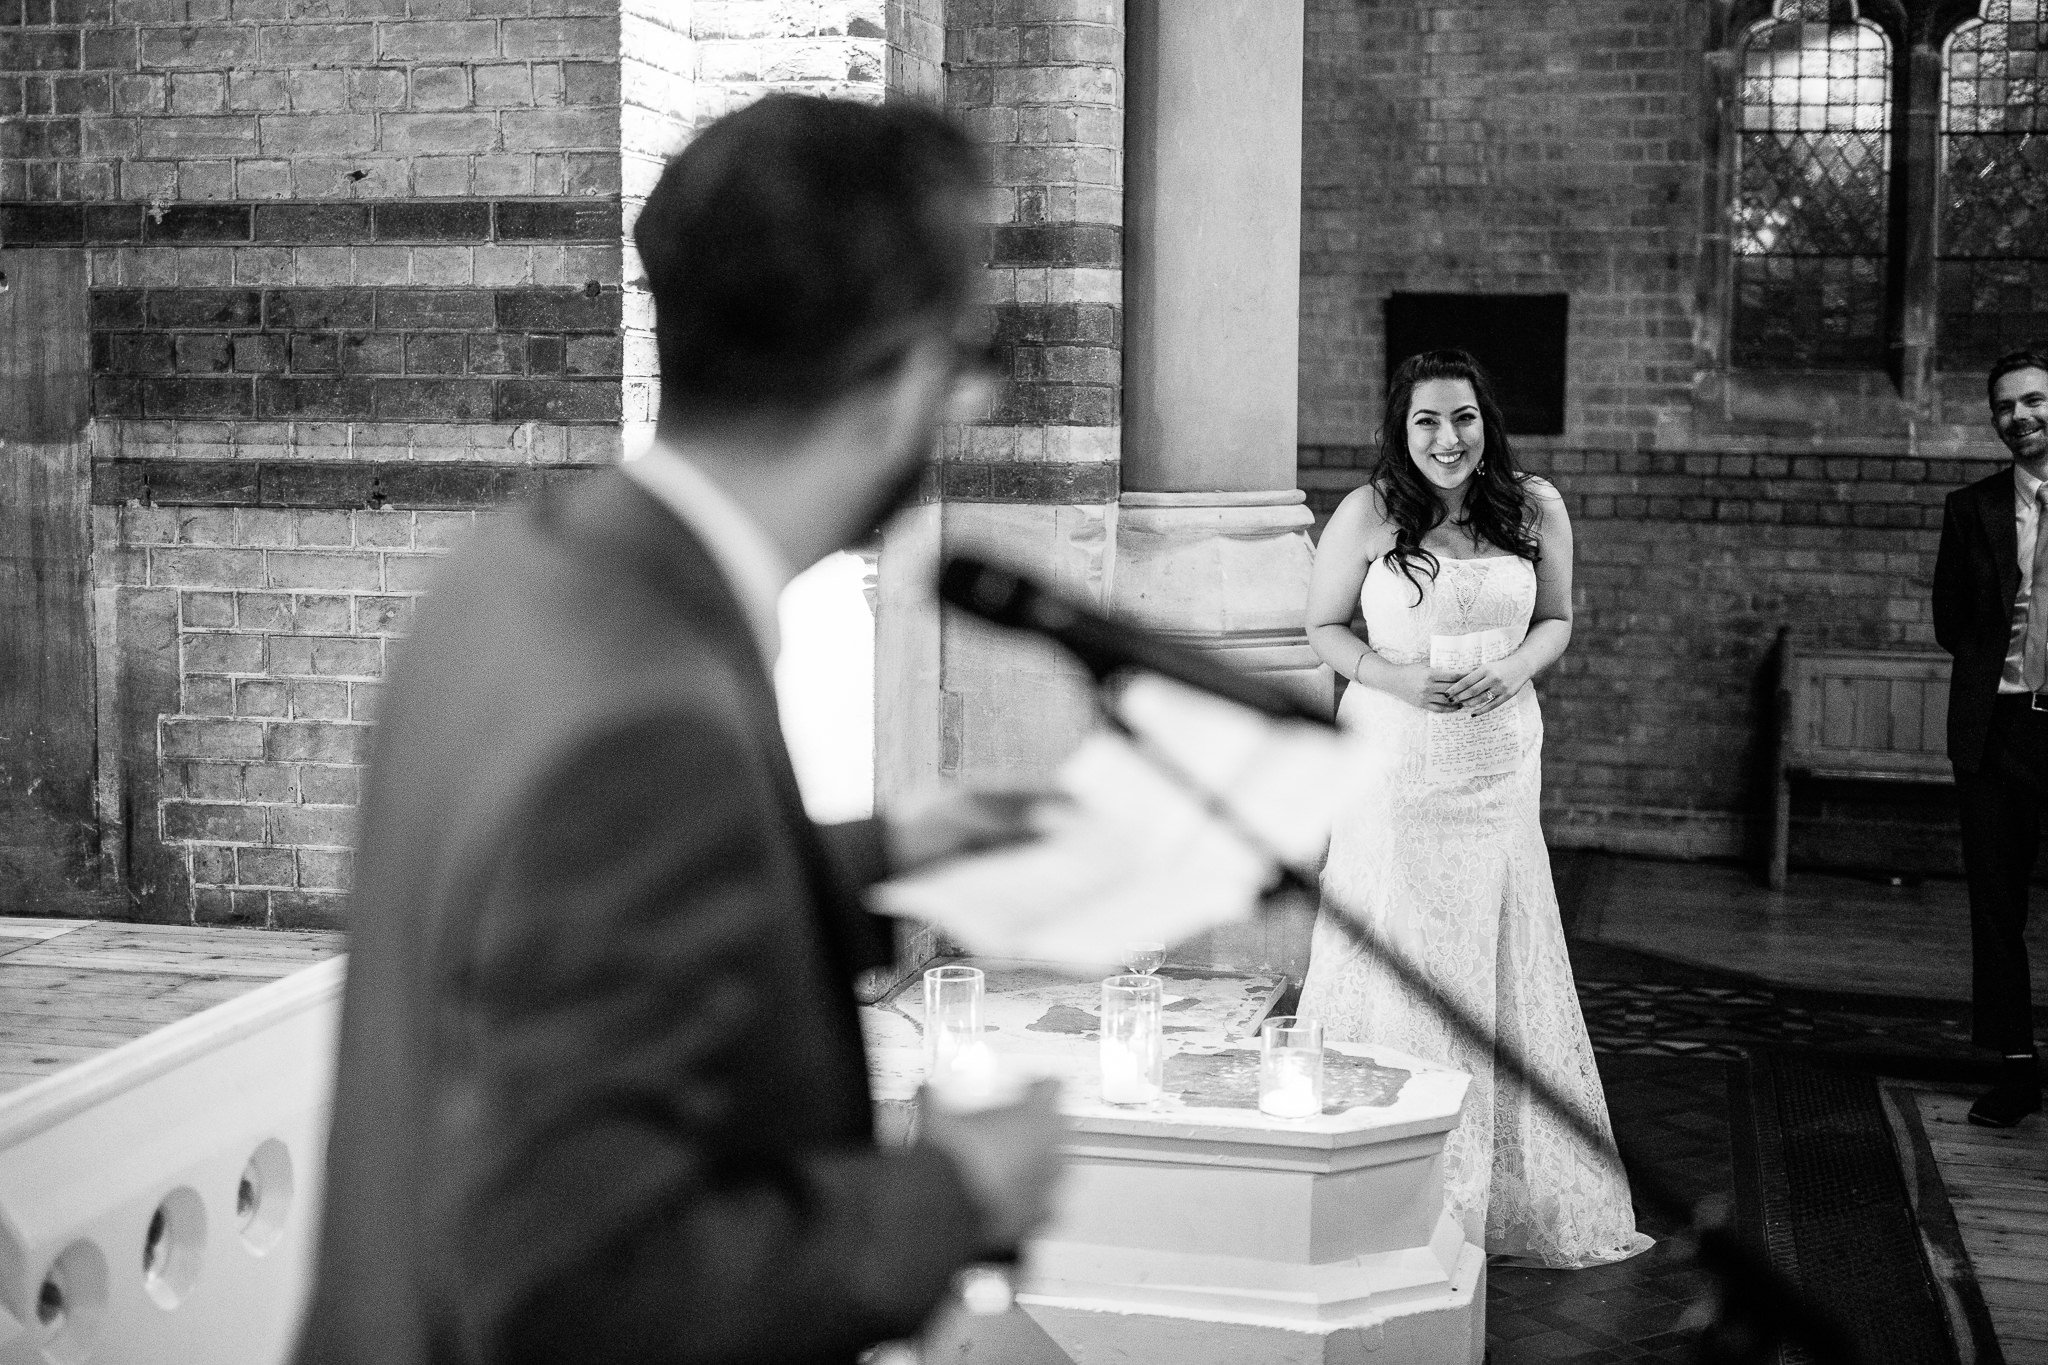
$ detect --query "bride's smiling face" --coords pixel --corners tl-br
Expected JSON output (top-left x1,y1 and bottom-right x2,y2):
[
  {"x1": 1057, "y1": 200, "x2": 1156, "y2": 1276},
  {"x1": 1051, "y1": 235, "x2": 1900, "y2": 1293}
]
[{"x1": 1405, "y1": 378, "x2": 1484, "y2": 495}]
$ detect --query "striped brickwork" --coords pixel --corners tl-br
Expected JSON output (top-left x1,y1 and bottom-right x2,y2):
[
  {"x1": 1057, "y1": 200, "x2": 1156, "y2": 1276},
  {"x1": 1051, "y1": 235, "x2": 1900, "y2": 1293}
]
[{"x1": 942, "y1": 0, "x2": 1121, "y2": 501}]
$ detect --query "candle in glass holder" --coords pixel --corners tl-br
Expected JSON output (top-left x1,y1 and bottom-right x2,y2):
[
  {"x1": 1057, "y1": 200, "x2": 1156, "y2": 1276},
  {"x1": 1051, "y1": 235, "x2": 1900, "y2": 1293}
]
[
  {"x1": 1259, "y1": 1016, "x2": 1324, "y2": 1119},
  {"x1": 1099, "y1": 974, "x2": 1164, "y2": 1105},
  {"x1": 924, "y1": 964, "x2": 985, "y2": 1087}
]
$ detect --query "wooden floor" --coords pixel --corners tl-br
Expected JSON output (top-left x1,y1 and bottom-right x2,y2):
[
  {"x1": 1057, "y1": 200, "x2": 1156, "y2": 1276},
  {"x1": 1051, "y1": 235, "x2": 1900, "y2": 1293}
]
[
  {"x1": 1905, "y1": 1087, "x2": 2048, "y2": 1364},
  {"x1": 0, "y1": 916, "x2": 344, "y2": 1096},
  {"x1": 1573, "y1": 855, "x2": 2048, "y2": 1000}
]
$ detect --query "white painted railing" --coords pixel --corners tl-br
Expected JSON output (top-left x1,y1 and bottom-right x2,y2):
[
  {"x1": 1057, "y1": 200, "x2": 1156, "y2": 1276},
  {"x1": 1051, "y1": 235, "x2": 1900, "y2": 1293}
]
[{"x1": 0, "y1": 957, "x2": 343, "y2": 1365}]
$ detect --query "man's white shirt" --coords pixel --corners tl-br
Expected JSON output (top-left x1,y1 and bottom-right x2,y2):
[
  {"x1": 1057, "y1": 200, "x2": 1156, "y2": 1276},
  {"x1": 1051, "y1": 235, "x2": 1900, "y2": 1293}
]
[{"x1": 2000, "y1": 462, "x2": 2044, "y2": 695}]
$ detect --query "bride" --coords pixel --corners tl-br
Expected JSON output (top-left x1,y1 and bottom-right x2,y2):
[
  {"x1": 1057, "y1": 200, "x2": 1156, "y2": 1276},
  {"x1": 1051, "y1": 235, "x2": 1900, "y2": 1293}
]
[{"x1": 1298, "y1": 349, "x2": 1649, "y2": 1268}]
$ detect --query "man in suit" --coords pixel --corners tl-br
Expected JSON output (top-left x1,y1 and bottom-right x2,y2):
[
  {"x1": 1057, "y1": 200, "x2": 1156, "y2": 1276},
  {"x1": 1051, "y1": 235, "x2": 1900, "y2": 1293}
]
[
  {"x1": 296, "y1": 96, "x2": 1066, "y2": 1364},
  {"x1": 1933, "y1": 347, "x2": 2048, "y2": 1128}
]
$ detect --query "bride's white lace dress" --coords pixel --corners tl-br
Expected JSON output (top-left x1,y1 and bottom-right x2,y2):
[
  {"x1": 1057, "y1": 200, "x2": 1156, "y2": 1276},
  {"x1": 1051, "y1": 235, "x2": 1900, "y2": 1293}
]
[{"x1": 1298, "y1": 551, "x2": 1650, "y2": 1268}]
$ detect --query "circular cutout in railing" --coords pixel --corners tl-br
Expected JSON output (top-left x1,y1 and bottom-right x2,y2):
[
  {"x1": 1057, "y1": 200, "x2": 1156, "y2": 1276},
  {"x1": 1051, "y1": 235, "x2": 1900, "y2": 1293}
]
[
  {"x1": 236, "y1": 1139, "x2": 295, "y2": 1255},
  {"x1": 142, "y1": 1187, "x2": 207, "y2": 1309},
  {"x1": 36, "y1": 1239, "x2": 109, "y2": 1365}
]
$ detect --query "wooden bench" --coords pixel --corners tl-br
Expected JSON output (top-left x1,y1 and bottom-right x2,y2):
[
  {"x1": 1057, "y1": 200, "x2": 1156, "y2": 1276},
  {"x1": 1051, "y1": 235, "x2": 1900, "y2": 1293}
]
[{"x1": 1769, "y1": 630, "x2": 1952, "y2": 889}]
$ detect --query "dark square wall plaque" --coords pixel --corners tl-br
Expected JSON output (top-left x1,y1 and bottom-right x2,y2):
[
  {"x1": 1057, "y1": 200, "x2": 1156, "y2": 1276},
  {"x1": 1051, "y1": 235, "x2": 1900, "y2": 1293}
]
[{"x1": 1384, "y1": 292, "x2": 1569, "y2": 436}]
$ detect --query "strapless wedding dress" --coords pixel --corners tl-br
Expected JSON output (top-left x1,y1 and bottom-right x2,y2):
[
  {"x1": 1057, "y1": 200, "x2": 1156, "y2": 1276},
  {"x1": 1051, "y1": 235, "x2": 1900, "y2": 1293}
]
[{"x1": 1298, "y1": 553, "x2": 1650, "y2": 1268}]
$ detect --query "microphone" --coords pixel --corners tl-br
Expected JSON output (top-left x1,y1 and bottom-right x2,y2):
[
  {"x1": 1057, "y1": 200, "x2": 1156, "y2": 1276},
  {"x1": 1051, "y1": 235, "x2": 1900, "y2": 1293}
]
[{"x1": 937, "y1": 553, "x2": 1337, "y2": 730}]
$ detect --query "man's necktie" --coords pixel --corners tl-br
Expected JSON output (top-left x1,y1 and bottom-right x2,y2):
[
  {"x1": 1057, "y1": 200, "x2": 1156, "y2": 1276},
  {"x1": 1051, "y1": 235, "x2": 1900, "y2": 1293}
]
[{"x1": 2025, "y1": 482, "x2": 2048, "y2": 693}]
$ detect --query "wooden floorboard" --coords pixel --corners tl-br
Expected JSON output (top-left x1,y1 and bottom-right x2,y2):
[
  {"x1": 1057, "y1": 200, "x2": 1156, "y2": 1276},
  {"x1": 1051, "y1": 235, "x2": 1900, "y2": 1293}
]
[
  {"x1": 0, "y1": 920, "x2": 344, "y2": 1097},
  {"x1": 1911, "y1": 1088, "x2": 2048, "y2": 1356},
  {"x1": 1948, "y1": 1182, "x2": 2048, "y2": 1216},
  {"x1": 1575, "y1": 858, "x2": 2048, "y2": 1001},
  {"x1": 0, "y1": 917, "x2": 94, "y2": 941}
]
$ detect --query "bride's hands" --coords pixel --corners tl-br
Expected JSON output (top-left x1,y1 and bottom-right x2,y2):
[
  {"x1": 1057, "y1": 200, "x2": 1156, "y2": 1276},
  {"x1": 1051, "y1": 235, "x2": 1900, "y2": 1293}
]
[
  {"x1": 1447, "y1": 660, "x2": 1530, "y2": 715},
  {"x1": 1390, "y1": 663, "x2": 1465, "y2": 713}
]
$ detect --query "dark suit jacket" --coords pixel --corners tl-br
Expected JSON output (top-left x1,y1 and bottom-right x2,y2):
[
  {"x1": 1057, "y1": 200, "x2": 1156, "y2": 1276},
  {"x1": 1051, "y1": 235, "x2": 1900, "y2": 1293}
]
[
  {"x1": 1933, "y1": 465, "x2": 2022, "y2": 774},
  {"x1": 295, "y1": 470, "x2": 985, "y2": 1365}
]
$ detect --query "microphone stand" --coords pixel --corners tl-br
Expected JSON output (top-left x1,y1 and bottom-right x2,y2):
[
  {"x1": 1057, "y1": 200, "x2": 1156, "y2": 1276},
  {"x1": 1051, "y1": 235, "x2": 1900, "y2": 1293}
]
[{"x1": 1092, "y1": 691, "x2": 1862, "y2": 1365}]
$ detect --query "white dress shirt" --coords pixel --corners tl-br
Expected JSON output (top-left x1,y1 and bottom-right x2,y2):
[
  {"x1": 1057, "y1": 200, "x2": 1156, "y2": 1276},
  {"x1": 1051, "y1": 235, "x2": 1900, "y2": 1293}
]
[
  {"x1": 622, "y1": 446, "x2": 795, "y2": 666},
  {"x1": 1999, "y1": 462, "x2": 2045, "y2": 694}
]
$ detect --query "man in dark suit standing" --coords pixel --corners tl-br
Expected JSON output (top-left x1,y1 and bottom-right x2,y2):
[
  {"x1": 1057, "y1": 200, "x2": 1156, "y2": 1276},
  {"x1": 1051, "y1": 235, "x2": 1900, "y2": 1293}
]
[
  {"x1": 1933, "y1": 347, "x2": 2048, "y2": 1128},
  {"x1": 295, "y1": 97, "x2": 1066, "y2": 1364}
]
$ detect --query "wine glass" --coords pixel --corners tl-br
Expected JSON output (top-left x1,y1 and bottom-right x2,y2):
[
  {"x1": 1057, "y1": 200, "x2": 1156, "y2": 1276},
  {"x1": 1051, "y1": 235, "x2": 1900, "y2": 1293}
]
[{"x1": 1121, "y1": 940, "x2": 1166, "y2": 975}]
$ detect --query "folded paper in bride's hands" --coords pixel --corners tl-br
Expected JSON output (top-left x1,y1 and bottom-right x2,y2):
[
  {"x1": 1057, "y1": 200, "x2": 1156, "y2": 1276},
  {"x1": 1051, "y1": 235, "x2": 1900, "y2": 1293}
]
[
  {"x1": 1426, "y1": 627, "x2": 1523, "y2": 782},
  {"x1": 870, "y1": 675, "x2": 1364, "y2": 967}
]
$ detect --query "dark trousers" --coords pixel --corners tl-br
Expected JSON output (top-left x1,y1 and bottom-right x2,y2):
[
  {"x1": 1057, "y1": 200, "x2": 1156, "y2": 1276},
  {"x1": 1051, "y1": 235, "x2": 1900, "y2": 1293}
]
[{"x1": 1956, "y1": 693, "x2": 2048, "y2": 1054}]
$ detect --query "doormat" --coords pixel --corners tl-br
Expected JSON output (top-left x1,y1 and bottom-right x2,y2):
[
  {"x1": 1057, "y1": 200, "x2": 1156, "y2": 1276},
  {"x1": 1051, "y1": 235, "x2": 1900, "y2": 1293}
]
[{"x1": 1729, "y1": 1051, "x2": 1956, "y2": 1365}]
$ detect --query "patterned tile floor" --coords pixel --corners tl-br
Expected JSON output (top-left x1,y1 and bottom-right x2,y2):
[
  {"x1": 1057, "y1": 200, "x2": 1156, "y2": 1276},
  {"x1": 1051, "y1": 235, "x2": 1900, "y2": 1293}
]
[
  {"x1": 1484, "y1": 853, "x2": 2040, "y2": 1363},
  {"x1": 1487, "y1": 1055, "x2": 1732, "y2": 1364}
]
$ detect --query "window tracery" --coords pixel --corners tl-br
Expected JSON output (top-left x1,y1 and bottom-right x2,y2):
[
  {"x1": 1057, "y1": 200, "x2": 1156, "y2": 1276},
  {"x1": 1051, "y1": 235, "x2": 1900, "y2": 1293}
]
[
  {"x1": 1733, "y1": 0, "x2": 1895, "y2": 369},
  {"x1": 1939, "y1": 0, "x2": 2048, "y2": 368}
]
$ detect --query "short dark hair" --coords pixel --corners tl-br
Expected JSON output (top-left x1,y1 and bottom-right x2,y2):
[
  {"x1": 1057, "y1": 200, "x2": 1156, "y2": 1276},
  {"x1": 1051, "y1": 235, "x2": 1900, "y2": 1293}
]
[
  {"x1": 1987, "y1": 348, "x2": 2048, "y2": 406},
  {"x1": 634, "y1": 95, "x2": 985, "y2": 422}
]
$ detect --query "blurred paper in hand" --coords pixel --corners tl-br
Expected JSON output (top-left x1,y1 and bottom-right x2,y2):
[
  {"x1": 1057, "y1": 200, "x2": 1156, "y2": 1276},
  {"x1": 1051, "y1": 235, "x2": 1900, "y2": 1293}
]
[{"x1": 871, "y1": 676, "x2": 1359, "y2": 966}]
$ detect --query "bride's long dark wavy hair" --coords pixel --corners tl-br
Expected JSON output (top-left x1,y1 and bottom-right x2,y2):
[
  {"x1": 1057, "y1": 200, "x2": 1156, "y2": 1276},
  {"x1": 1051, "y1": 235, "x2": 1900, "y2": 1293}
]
[{"x1": 1373, "y1": 349, "x2": 1542, "y2": 601}]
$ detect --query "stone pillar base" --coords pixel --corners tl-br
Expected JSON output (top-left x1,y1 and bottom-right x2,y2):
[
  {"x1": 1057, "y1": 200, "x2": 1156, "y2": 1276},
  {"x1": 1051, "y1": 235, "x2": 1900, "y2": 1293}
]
[
  {"x1": 1109, "y1": 490, "x2": 1331, "y2": 716},
  {"x1": 1108, "y1": 488, "x2": 1332, "y2": 974}
]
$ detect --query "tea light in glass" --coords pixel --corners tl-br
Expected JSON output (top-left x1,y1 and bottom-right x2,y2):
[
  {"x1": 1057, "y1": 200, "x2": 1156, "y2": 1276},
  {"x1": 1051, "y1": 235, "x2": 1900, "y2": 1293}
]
[
  {"x1": 1099, "y1": 974, "x2": 1164, "y2": 1105},
  {"x1": 924, "y1": 964, "x2": 985, "y2": 1088},
  {"x1": 1259, "y1": 1016, "x2": 1324, "y2": 1119}
]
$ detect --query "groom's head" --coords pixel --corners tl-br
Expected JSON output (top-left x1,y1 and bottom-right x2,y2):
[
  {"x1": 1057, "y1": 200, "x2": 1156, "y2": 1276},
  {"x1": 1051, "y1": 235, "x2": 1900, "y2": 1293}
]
[
  {"x1": 634, "y1": 95, "x2": 989, "y2": 429},
  {"x1": 633, "y1": 95, "x2": 993, "y2": 545}
]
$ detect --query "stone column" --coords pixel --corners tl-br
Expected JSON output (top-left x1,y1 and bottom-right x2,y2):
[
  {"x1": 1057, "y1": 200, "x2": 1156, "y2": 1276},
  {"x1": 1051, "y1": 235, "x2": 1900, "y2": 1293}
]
[
  {"x1": 1117, "y1": 0, "x2": 1318, "y2": 696},
  {"x1": 1117, "y1": 0, "x2": 1321, "y2": 976}
]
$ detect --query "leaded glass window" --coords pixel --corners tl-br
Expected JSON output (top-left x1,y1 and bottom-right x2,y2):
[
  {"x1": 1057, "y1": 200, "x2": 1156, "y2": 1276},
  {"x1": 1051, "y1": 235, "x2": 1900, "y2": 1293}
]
[
  {"x1": 1939, "y1": 0, "x2": 2048, "y2": 369},
  {"x1": 1732, "y1": 1, "x2": 1893, "y2": 369}
]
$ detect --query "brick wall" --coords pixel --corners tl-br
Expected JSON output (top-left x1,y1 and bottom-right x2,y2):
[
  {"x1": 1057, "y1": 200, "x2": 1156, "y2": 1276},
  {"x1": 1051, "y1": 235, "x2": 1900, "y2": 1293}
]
[
  {"x1": 617, "y1": 0, "x2": 889, "y2": 438},
  {"x1": 1, "y1": 0, "x2": 964, "y2": 922},
  {"x1": 98, "y1": 502, "x2": 479, "y2": 926},
  {"x1": 944, "y1": 0, "x2": 1120, "y2": 483},
  {"x1": 888, "y1": 0, "x2": 945, "y2": 101},
  {"x1": 1299, "y1": 0, "x2": 2008, "y2": 869},
  {"x1": 2, "y1": 0, "x2": 632, "y2": 922}
]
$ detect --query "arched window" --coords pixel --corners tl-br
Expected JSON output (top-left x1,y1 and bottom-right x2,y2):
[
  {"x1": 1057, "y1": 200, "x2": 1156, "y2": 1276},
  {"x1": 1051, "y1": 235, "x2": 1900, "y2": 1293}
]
[
  {"x1": 1939, "y1": 0, "x2": 2048, "y2": 369},
  {"x1": 1732, "y1": 1, "x2": 1893, "y2": 369}
]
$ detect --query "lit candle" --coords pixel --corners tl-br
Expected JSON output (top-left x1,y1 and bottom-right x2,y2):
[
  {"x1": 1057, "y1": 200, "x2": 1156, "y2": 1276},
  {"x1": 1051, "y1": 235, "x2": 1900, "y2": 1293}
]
[
  {"x1": 1260, "y1": 1051, "x2": 1321, "y2": 1118},
  {"x1": 1099, "y1": 1034, "x2": 1162, "y2": 1104},
  {"x1": 1099, "y1": 974, "x2": 1164, "y2": 1105},
  {"x1": 924, "y1": 963, "x2": 984, "y2": 1085},
  {"x1": 1258, "y1": 1016, "x2": 1324, "y2": 1120},
  {"x1": 930, "y1": 1038, "x2": 1002, "y2": 1108}
]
